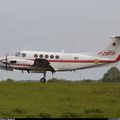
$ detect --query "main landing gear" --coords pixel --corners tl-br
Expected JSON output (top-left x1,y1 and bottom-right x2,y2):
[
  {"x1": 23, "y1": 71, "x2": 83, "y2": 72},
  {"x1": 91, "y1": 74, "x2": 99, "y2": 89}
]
[{"x1": 40, "y1": 72, "x2": 46, "y2": 83}]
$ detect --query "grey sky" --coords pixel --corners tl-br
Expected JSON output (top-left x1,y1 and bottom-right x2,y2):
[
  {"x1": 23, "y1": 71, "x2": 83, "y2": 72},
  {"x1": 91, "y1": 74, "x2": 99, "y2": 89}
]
[{"x1": 0, "y1": 0, "x2": 120, "y2": 80}]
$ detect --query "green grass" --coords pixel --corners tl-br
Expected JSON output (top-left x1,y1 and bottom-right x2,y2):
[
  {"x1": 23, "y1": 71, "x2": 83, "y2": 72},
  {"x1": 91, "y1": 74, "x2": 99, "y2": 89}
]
[{"x1": 0, "y1": 81, "x2": 120, "y2": 118}]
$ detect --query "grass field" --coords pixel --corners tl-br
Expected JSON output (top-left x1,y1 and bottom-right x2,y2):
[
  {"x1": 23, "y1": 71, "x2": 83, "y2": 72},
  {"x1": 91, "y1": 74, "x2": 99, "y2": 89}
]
[{"x1": 0, "y1": 81, "x2": 120, "y2": 118}]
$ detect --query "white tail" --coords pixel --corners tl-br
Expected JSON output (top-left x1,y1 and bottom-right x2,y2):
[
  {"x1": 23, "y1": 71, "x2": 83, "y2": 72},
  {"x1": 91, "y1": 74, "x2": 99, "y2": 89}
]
[{"x1": 97, "y1": 36, "x2": 120, "y2": 60}]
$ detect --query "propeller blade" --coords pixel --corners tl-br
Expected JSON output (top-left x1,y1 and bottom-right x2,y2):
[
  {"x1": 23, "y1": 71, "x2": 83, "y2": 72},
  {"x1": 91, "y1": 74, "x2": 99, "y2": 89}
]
[{"x1": 5, "y1": 53, "x2": 8, "y2": 70}]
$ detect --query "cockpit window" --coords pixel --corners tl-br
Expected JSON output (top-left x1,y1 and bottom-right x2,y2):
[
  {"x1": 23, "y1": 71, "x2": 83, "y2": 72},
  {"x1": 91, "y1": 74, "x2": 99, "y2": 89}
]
[
  {"x1": 22, "y1": 53, "x2": 26, "y2": 57},
  {"x1": 15, "y1": 52, "x2": 20, "y2": 57}
]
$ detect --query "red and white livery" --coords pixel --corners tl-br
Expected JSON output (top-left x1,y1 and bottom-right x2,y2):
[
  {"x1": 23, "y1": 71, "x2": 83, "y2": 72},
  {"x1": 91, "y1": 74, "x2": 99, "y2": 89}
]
[{"x1": 0, "y1": 36, "x2": 120, "y2": 82}]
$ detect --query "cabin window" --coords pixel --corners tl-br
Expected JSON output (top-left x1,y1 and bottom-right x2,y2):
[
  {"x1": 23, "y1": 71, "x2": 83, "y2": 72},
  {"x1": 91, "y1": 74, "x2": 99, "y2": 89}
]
[
  {"x1": 34, "y1": 54, "x2": 38, "y2": 58},
  {"x1": 50, "y1": 55, "x2": 54, "y2": 59},
  {"x1": 55, "y1": 55, "x2": 59, "y2": 59},
  {"x1": 22, "y1": 53, "x2": 26, "y2": 57},
  {"x1": 39, "y1": 54, "x2": 43, "y2": 58},
  {"x1": 45, "y1": 55, "x2": 49, "y2": 59}
]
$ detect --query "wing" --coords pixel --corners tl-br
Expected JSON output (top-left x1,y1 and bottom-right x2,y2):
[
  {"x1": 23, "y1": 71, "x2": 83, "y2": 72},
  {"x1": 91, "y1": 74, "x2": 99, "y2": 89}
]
[{"x1": 32, "y1": 59, "x2": 55, "y2": 73}]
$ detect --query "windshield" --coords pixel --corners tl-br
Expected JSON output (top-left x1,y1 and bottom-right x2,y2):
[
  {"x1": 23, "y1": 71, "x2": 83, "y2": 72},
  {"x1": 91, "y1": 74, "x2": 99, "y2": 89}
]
[
  {"x1": 15, "y1": 52, "x2": 21, "y2": 57},
  {"x1": 15, "y1": 52, "x2": 26, "y2": 57}
]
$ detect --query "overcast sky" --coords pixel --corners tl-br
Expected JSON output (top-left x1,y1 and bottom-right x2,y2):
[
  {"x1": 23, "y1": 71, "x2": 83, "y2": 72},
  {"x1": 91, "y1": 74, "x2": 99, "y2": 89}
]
[{"x1": 0, "y1": 0, "x2": 120, "y2": 80}]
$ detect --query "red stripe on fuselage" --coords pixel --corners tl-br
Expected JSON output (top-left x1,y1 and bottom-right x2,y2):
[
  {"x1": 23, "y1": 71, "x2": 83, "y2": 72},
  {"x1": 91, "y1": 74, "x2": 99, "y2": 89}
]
[
  {"x1": 48, "y1": 60, "x2": 115, "y2": 63},
  {"x1": 27, "y1": 59, "x2": 118, "y2": 63},
  {"x1": 116, "y1": 55, "x2": 120, "y2": 61},
  {"x1": 9, "y1": 57, "x2": 120, "y2": 68}
]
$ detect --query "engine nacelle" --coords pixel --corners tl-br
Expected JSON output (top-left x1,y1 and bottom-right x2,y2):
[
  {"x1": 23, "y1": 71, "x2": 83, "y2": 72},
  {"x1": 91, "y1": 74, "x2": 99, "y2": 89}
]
[{"x1": 9, "y1": 58, "x2": 34, "y2": 69}]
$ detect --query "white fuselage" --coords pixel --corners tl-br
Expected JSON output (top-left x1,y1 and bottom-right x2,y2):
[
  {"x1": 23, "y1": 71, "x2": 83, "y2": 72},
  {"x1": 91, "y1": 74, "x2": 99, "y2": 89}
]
[
  {"x1": 0, "y1": 50, "x2": 117, "y2": 73},
  {"x1": 0, "y1": 36, "x2": 120, "y2": 82}
]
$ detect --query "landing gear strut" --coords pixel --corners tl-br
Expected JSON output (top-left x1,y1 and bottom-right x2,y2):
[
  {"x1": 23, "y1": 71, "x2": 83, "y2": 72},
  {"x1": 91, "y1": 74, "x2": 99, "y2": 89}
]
[{"x1": 40, "y1": 72, "x2": 46, "y2": 83}]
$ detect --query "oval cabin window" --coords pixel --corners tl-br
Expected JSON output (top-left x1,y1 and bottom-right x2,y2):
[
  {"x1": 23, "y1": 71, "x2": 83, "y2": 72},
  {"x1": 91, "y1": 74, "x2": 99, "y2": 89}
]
[
  {"x1": 55, "y1": 55, "x2": 59, "y2": 59},
  {"x1": 45, "y1": 55, "x2": 49, "y2": 59},
  {"x1": 39, "y1": 54, "x2": 43, "y2": 58},
  {"x1": 34, "y1": 54, "x2": 38, "y2": 58},
  {"x1": 50, "y1": 55, "x2": 54, "y2": 59}
]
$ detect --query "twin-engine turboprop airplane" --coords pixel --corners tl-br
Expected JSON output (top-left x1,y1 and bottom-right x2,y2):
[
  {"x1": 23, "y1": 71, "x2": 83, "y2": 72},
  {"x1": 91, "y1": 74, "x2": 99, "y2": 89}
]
[{"x1": 0, "y1": 36, "x2": 120, "y2": 82}]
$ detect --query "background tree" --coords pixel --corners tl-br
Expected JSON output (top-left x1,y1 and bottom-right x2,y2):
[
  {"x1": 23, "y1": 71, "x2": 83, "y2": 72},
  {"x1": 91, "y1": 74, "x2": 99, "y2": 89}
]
[{"x1": 101, "y1": 67, "x2": 120, "y2": 82}]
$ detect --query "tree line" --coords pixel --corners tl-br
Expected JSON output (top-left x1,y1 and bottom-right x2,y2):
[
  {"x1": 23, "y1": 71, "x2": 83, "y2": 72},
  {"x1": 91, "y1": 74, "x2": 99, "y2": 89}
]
[
  {"x1": 48, "y1": 67, "x2": 120, "y2": 82},
  {"x1": 49, "y1": 67, "x2": 120, "y2": 82}
]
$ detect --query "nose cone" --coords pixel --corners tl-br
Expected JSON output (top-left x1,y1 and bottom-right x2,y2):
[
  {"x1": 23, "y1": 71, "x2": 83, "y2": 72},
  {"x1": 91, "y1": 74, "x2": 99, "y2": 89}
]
[
  {"x1": 0, "y1": 57, "x2": 6, "y2": 68},
  {"x1": 0, "y1": 57, "x2": 13, "y2": 71}
]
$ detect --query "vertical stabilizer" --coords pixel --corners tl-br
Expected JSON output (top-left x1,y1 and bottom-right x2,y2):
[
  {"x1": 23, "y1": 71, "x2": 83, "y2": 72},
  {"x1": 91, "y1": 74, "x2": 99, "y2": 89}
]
[{"x1": 97, "y1": 36, "x2": 120, "y2": 60}]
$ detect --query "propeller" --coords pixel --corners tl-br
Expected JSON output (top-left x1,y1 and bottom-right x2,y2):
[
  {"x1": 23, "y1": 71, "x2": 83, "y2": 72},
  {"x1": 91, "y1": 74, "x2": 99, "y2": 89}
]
[{"x1": 5, "y1": 53, "x2": 8, "y2": 70}]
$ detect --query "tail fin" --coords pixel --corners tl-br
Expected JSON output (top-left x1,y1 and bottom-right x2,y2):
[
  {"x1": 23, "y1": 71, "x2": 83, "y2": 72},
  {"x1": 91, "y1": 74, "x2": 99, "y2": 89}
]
[{"x1": 97, "y1": 36, "x2": 120, "y2": 60}]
